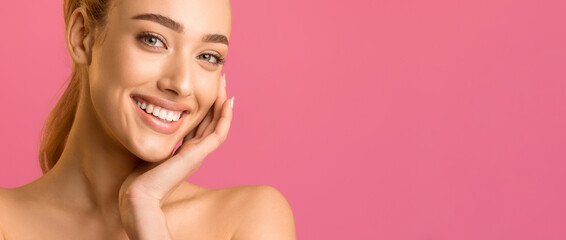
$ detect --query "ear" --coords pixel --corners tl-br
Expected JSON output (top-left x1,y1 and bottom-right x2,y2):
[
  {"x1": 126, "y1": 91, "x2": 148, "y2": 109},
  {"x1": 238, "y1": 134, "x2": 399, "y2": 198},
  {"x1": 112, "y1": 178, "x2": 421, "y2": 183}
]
[{"x1": 66, "y1": 8, "x2": 95, "y2": 65}]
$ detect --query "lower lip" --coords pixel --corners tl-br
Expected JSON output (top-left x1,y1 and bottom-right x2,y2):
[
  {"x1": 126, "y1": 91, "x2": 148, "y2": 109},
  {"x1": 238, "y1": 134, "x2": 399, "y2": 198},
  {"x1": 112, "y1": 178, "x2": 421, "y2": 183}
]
[{"x1": 132, "y1": 98, "x2": 184, "y2": 135}]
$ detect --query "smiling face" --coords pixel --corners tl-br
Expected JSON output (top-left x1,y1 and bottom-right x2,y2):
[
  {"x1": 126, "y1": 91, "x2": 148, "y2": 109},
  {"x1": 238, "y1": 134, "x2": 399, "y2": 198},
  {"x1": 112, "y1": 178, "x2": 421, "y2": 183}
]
[{"x1": 85, "y1": 0, "x2": 232, "y2": 162}]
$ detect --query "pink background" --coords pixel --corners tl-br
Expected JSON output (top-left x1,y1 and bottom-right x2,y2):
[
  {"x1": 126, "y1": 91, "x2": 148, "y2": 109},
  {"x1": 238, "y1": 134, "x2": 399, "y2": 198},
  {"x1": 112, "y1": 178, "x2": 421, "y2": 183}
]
[{"x1": 1, "y1": 0, "x2": 565, "y2": 239}]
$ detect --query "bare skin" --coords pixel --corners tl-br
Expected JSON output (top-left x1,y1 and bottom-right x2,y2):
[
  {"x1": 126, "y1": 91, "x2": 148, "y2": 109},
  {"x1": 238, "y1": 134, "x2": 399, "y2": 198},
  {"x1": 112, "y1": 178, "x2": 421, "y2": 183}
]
[{"x1": 0, "y1": 0, "x2": 295, "y2": 239}]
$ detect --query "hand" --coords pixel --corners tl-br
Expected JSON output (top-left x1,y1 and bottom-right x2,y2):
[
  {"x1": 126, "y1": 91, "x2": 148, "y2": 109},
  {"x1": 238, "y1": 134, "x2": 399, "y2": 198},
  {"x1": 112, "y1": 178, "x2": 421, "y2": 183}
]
[{"x1": 118, "y1": 73, "x2": 234, "y2": 240}]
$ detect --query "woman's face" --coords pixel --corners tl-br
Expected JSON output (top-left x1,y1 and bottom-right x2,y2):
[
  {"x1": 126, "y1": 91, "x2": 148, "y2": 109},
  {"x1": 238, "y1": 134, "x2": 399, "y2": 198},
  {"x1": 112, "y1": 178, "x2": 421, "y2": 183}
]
[{"x1": 87, "y1": 0, "x2": 231, "y2": 162}]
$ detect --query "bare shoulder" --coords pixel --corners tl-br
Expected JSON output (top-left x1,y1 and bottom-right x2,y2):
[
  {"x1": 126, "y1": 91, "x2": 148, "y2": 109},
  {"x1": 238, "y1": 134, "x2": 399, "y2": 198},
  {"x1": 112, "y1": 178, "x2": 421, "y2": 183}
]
[
  {"x1": 0, "y1": 187, "x2": 21, "y2": 219},
  {"x1": 224, "y1": 185, "x2": 296, "y2": 240},
  {"x1": 0, "y1": 185, "x2": 49, "y2": 239},
  {"x1": 166, "y1": 183, "x2": 296, "y2": 239},
  {"x1": 0, "y1": 187, "x2": 13, "y2": 220},
  {"x1": 0, "y1": 188, "x2": 15, "y2": 240}
]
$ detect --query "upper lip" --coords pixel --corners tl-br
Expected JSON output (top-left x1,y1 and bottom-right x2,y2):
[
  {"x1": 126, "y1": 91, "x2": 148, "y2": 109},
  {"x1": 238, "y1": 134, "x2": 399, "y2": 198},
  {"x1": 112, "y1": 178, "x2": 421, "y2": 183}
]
[{"x1": 131, "y1": 94, "x2": 192, "y2": 113}]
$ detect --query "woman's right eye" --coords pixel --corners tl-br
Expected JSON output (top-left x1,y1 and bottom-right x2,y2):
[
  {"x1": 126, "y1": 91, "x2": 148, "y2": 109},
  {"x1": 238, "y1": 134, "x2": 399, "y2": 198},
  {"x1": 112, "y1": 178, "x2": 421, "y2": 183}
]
[{"x1": 137, "y1": 32, "x2": 168, "y2": 49}]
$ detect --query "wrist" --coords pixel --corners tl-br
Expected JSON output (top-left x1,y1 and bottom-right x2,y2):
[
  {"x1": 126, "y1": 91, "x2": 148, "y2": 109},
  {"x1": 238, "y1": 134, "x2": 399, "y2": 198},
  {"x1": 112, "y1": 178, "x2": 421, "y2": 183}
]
[{"x1": 120, "y1": 199, "x2": 171, "y2": 240}]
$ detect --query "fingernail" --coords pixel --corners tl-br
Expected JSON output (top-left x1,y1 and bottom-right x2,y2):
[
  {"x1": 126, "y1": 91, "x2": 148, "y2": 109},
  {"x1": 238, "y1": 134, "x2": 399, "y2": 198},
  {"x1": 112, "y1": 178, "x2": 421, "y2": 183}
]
[{"x1": 230, "y1": 97, "x2": 235, "y2": 109}]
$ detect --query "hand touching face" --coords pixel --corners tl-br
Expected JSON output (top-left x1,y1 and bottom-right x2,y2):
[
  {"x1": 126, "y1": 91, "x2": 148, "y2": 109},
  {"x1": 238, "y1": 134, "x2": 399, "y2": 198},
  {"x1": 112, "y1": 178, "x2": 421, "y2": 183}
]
[{"x1": 119, "y1": 73, "x2": 234, "y2": 239}]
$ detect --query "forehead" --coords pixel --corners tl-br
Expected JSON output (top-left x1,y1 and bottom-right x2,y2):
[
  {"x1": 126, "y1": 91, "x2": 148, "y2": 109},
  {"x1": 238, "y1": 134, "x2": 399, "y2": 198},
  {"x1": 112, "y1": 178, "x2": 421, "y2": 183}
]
[{"x1": 108, "y1": 0, "x2": 232, "y2": 38}]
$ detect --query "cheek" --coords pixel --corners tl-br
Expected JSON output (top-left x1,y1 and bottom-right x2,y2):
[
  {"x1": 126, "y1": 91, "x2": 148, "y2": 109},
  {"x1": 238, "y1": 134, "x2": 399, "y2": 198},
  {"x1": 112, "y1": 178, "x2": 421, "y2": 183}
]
[
  {"x1": 92, "y1": 43, "x2": 150, "y2": 89},
  {"x1": 89, "y1": 38, "x2": 164, "y2": 108},
  {"x1": 193, "y1": 74, "x2": 220, "y2": 109}
]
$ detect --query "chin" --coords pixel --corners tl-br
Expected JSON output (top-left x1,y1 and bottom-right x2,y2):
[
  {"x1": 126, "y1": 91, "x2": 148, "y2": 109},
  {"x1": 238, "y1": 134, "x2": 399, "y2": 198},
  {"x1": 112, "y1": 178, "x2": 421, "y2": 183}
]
[
  {"x1": 130, "y1": 139, "x2": 177, "y2": 163},
  {"x1": 138, "y1": 153, "x2": 171, "y2": 163},
  {"x1": 136, "y1": 150, "x2": 173, "y2": 163}
]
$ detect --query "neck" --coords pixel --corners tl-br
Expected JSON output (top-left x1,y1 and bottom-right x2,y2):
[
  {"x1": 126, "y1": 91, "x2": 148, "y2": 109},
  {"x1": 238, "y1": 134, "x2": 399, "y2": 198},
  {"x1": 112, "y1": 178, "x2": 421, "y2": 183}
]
[{"x1": 36, "y1": 91, "x2": 141, "y2": 223}]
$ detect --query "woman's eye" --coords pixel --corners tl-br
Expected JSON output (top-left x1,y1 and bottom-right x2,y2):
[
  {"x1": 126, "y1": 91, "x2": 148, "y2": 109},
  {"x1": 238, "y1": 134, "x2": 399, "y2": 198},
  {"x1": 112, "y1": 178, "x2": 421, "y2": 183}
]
[
  {"x1": 142, "y1": 36, "x2": 164, "y2": 47},
  {"x1": 137, "y1": 33, "x2": 167, "y2": 49},
  {"x1": 198, "y1": 53, "x2": 225, "y2": 65}
]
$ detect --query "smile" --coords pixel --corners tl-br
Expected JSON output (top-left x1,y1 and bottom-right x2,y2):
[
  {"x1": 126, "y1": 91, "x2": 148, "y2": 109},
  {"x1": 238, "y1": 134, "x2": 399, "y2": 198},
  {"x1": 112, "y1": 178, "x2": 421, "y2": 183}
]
[
  {"x1": 135, "y1": 100, "x2": 182, "y2": 122},
  {"x1": 130, "y1": 94, "x2": 191, "y2": 135}
]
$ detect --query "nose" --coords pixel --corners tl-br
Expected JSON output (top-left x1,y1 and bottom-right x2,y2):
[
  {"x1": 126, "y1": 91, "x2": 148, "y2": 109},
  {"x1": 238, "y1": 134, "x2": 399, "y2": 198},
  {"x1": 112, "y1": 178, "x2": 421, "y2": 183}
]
[{"x1": 157, "y1": 54, "x2": 193, "y2": 97}]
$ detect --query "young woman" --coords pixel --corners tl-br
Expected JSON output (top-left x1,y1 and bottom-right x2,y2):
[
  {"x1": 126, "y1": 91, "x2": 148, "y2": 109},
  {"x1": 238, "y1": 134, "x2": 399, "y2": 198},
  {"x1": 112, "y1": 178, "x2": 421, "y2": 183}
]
[{"x1": 0, "y1": 0, "x2": 296, "y2": 239}]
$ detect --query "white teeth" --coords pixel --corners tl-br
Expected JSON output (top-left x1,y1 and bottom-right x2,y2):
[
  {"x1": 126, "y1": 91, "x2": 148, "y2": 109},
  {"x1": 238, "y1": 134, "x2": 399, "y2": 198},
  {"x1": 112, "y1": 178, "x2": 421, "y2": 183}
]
[
  {"x1": 146, "y1": 104, "x2": 154, "y2": 114},
  {"x1": 166, "y1": 111, "x2": 174, "y2": 121},
  {"x1": 136, "y1": 100, "x2": 183, "y2": 122},
  {"x1": 158, "y1": 110, "x2": 167, "y2": 120}
]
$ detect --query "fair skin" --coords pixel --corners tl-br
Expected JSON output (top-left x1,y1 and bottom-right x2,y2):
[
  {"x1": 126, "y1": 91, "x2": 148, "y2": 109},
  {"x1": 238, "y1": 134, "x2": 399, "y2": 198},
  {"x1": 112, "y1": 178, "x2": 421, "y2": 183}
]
[{"x1": 0, "y1": 0, "x2": 295, "y2": 239}]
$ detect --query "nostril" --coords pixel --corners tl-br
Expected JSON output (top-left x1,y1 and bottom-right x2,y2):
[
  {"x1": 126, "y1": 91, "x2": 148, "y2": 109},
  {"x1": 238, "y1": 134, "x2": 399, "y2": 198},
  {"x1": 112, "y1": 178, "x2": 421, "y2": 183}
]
[{"x1": 165, "y1": 89, "x2": 178, "y2": 95}]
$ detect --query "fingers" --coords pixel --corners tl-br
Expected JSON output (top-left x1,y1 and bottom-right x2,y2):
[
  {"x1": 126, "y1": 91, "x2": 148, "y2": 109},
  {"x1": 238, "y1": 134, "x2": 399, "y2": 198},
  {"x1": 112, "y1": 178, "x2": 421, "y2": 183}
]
[
  {"x1": 125, "y1": 101, "x2": 233, "y2": 203},
  {"x1": 174, "y1": 96, "x2": 233, "y2": 165},
  {"x1": 202, "y1": 73, "x2": 228, "y2": 137},
  {"x1": 122, "y1": 74, "x2": 234, "y2": 203},
  {"x1": 215, "y1": 73, "x2": 228, "y2": 117},
  {"x1": 186, "y1": 73, "x2": 226, "y2": 142},
  {"x1": 184, "y1": 128, "x2": 196, "y2": 143},
  {"x1": 193, "y1": 106, "x2": 214, "y2": 139},
  {"x1": 141, "y1": 98, "x2": 233, "y2": 198},
  {"x1": 207, "y1": 96, "x2": 234, "y2": 146}
]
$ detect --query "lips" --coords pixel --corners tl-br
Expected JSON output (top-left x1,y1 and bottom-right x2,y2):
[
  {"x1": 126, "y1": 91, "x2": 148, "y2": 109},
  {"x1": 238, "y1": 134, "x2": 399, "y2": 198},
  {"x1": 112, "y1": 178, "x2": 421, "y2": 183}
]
[
  {"x1": 131, "y1": 94, "x2": 192, "y2": 113},
  {"x1": 130, "y1": 94, "x2": 191, "y2": 135}
]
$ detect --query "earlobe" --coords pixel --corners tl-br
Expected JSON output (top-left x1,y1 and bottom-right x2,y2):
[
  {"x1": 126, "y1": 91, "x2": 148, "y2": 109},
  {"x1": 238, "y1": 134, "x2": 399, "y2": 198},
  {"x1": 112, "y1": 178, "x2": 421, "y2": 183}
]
[{"x1": 66, "y1": 8, "x2": 93, "y2": 65}]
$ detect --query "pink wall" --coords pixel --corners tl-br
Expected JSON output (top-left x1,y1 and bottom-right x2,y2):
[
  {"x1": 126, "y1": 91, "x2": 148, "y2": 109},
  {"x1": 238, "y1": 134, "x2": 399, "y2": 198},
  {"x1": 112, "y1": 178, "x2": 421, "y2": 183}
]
[{"x1": 2, "y1": 0, "x2": 566, "y2": 239}]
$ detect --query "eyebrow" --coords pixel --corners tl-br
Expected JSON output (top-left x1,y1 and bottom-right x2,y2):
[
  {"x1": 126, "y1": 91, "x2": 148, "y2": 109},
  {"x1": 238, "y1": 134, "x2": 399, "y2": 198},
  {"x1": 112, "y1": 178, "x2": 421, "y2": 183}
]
[
  {"x1": 131, "y1": 13, "x2": 229, "y2": 46},
  {"x1": 132, "y1": 13, "x2": 183, "y2": 32}
]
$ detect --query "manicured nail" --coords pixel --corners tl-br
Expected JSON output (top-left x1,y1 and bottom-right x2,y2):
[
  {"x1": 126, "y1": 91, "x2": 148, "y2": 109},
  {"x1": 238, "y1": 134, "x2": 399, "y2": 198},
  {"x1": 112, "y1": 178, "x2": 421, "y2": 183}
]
[{"x1": 230, "y1": 97, "x2": 234, "y2": 109}]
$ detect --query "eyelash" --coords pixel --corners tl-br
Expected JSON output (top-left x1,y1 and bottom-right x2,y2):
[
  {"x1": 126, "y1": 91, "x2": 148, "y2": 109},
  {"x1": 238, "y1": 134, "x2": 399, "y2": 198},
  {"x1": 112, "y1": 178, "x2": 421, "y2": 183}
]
[
  {"x1": 198, "y1": 53, "x2": 225, "y2": 65},
  {"x1": 136, "y1": 32, "x2": 225, "y2": 66},
  {"x1": 137, "y1": 32, "x2": 167, "y2": 49}
]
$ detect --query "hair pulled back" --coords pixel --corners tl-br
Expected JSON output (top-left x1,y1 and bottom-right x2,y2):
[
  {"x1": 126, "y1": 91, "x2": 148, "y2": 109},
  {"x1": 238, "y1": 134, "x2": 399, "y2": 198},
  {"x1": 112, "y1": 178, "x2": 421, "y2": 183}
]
[{"x1": 38, "y1": 0, "x2": 112, "y2": 173}]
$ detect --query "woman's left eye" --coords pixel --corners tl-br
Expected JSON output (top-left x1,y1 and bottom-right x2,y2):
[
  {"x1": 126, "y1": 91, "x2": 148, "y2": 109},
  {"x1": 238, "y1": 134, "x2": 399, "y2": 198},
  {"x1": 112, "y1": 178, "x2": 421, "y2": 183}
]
[{"x1": 198, "y1": 53, "x2": 225, "y2": 65}]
